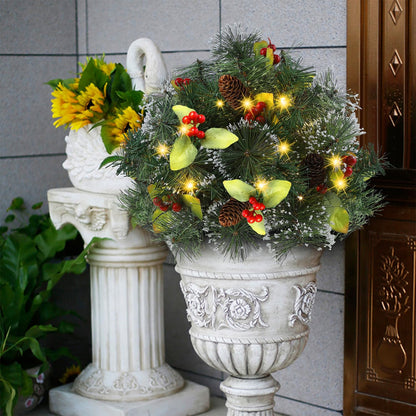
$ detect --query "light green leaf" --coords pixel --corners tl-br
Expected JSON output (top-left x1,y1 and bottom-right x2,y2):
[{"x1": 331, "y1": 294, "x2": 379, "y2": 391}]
[
  {"x1": 253, "y1": 40, "x2": 268, "y2": 56},
  {"x1": 169, "y1": 135, "x2": 198, "y2": 170},
  {"x1": 202, "y1": 128, "x2": 239, "y2": 149},
  {"x1": 262, "y1": 180, "x2": 291, "y2": 208},
  {"x1": 181, "y1": 195, "x2": 203, "y2": 219},
  {"x1": 248, "y1": 215, "x2": 266, "y2": 235},
  {"x1": 223, "y1": 180, "x2": 256, "y2": 202},
  {"x1": 329, "y1": 207, "x2": 349, "y2": 234},
  {"x1": 147, "y1": 184, "x2": 157, "y2": 198},
  {"x1": 266, "y1": 48, "x2": 274, "y2": 67},
  {"x1": 172, "y1": 105, "x2": 195, "y2": 121},
  {"x1": 323, "y1": 191, "x2": 342, "y2": 209},
  {"x1": 151, "y1": 209, "x2": 174, "y2": 233}
]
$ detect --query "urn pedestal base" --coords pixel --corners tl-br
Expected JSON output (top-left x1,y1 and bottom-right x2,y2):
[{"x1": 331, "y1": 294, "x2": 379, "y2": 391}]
[
  {"x1": 49, "y1": 381, "x2": 210, "y2": 416},
  {"x1": 220, "y1": 376, "x2": 279, "y2": 416}
]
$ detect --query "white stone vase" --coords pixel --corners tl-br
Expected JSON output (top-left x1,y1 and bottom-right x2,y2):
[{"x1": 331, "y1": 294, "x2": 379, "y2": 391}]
[
  {"x1": 175, "y1": 242, "x2": 322, "y2": 416},
  {"x1": 62, "y1": 125, "x2": 134, "y2": 195}
]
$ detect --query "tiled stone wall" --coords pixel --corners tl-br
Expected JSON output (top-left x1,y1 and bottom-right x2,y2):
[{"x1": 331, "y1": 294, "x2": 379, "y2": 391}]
[{"x1": 0, "y1": 1, "x2": 346, "y2": 415}]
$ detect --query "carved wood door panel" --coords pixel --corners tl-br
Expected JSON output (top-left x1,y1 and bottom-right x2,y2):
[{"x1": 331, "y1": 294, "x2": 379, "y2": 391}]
[{"x1": 345, "y1": 1, "x2": 416, "y2": 415}]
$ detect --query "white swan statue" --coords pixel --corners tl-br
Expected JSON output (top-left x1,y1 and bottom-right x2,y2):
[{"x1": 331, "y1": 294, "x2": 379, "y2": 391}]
[
  {"x1": 63, "y1": 38, "x2": 168, "y2": 195},
  {"x1": 126, "y1": 37, "x2": 168, "y2": 94}
]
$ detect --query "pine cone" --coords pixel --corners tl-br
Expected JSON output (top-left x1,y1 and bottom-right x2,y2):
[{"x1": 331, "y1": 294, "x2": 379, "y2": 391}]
[
  {"x1": 303, "y1": 153, "x2": 326, "y2": 187},
  {"x1": 218, "y1": 75, "x2": 250, "y2": 110},
  {"x1": 219, "y1": 198, "x2": 250, "y2": 227}
]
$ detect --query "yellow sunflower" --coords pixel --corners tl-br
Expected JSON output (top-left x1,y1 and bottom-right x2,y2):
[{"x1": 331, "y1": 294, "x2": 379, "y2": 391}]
[
  {"x1": 51, "y1": 83, "x2": 81, "y2": 128},
  {"x1": 96, "y1": 60, "x2": 116, "y2": 76},
  {"x1": 71, "y1": 83, "x2": 106, "y2": 130},
  {"x1": 59, "y1": 364, "x2": 81, "y2": 384},
  {"x1": 110, "y1": 106, "x2": 142, "y2": 145}
]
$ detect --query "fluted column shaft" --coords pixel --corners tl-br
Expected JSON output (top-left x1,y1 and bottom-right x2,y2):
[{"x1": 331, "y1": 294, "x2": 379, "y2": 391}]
[{"x1": 47, "y1": 188, "x2": 184, "y2": 401}]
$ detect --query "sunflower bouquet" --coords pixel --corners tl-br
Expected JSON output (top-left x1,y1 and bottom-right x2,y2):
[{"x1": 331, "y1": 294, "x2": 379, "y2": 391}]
[
  {"x1": 48, "y1": 57, "x2": 144, "y2": 153},
  {"x1": 115, "y1": 27, "x2": 385, "y2": 260}
]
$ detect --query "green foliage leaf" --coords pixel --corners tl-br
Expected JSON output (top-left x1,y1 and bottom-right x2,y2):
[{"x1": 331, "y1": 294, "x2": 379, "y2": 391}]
[
  {"x1": 100, "y1": 124, "x2": 120, "y2": 154},
  {"x1": 329, "y1": 207, "x2": 349, "y2": 233},
  {"x1": 20, "y1": 371, "x2": 33, "y2": 396},
  {"x1": 116, "y1": 90, "x2": 144, "y2": 110},
  {"x1": 152, "y1": 209, "x2": 174, "y2": 233},
  {"x1": 99, "y1": 155, "x2": 124, "y2": 169},
  {"x1": 34, "y1": 223, "x2": 77, "y2": 262},
  {"x1": 248, "y1": 216, "x2": 266, "y2": 235},
  {"x1": 169, "y1": 135, "x2": 198, "y2": 171},
  {"x1": 172, "y1": 105, "x2": 195, "y2": 121},
  {"x1": 181, "y1": 195, "x2": 203, "y2": 219},
  {"x1": 253, "y1": 40, "x2": 268, "y2": 56},
  {"x1": 8, "y1": 197, "x2": 24, "y2": 211},
  {"x1": 223, "y1": 180, "x2": 256, "y2": 202},
  {"x1": 324, "y1": 192, "x2": 349, "y2": 233},
  {"x1": 31, "y1": 202, "x2": 43, "y2": 210},
  {"x1": 4, "y1": 215, "x2": 15, "y2": 224},
  {"x1": 262, "y1": 180, "x2": 291, "y2": 208},
  {"x1": 0, "y1": 373, "x2": 17, "y2": 416},
  {"x1": 78, "y1": 58, "x2": 108, "y2": 91},
  {"x1": 266, "y1": 48, "x2": 274, "y2": 67},
  {"x1": 202, "y1": 128, "x2": 239, "y2": 149},
  {"x1": 0, "y1": 362, "x2": 23, "y2": 388},
  {"x1": 45, "y1": 78, "x2": 75, "y2": 89},
  {"x1": 107, "y1": 64, "x2": 133, "y2": 106}
]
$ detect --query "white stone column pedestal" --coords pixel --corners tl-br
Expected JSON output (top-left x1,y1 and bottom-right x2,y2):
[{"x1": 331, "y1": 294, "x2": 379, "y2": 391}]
[{"x1": 47, "y1": 188, "x2": 209, "y2": 415}]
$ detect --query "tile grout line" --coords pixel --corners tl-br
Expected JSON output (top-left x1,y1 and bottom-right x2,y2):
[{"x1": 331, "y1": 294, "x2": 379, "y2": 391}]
[
  {"x1": 0, "y1": 153, "x2": 66, "y2": 160},
  {"x1": 0, "y1": 45, "x2": 347, "y2": 58}
]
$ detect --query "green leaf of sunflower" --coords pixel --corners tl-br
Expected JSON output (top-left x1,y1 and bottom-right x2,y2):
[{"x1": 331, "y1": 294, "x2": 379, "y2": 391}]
[
  {"x1": 202, "y1": 128, "x2": 239, "y2": 149},
  {"x1": 100, "y1": 124, "x2": 120, "y2": 154},
  {"x1": 169, "y1": 135, "x2": 198, "y2": 171},
  {"x1": 262, "y1": 180, "x2": 292, "y2": 208},
  {"x1": 78, "y1": 59, "x2": 108, "y2": 91},
  {"x1": 223, "y1": 180, "x2": 256, "y2": 202},
  {"x1": 181, "y1": 195, "x2": 203, "y2": 219}
]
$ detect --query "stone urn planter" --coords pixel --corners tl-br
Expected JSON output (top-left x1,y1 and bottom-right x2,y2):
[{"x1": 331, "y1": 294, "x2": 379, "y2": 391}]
[{"x1": 175, "y1": 242, "x2": 322, "y2": 415}]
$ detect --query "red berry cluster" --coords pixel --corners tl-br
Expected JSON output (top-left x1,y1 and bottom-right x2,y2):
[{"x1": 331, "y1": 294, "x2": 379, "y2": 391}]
[
  {"x1": 182, "y1": 111, "x2": 206, "y2": 139},
  {"x1": 316, "y1": 184, "x2": 328, "y2": 194},
  {"x1": 342, "y1": 155, "x2": 357, "y2": 178},
  {"x1": 260, "y1": 38, "x2": 281, "y2": 65},
  {"x1": 153, "y1": 197, "x2": 182, "y2": 212},
  {"x1": 244, "y1": 101, "x2": 266, "y2": 124},
  {"x1": 242, "y1": 196, "x2": 266, "y2": 224},
  {"x1": 174, "y1": 77, "x2": 191, "y2": 88}
]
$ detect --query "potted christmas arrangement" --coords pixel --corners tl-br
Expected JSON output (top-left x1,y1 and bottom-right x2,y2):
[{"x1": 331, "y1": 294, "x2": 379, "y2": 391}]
[
  {"x1": 0, "y1": 199, "x2": 93, "y2": 416},
  {"x1": 47, "y1": 56, "x2": 145, "y2": 194},
  {"x1": 113, "y1": 27, "x2": 385, "y2": 415}
]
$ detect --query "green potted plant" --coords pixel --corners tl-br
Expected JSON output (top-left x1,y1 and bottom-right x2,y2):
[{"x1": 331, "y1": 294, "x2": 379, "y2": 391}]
[
  {"x1": 47, "y1": 57, "x2": 145, "y2": 195},
  {"x1": 112, "y1": 27, "x2": 387, "y2": 415},
  {"x1": 0, "y1": 198, "x2": 94, "y2": 416}
]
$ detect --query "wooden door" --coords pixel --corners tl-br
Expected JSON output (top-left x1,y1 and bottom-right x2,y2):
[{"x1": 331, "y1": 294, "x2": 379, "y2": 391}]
[{"x1": 344, "y1": 1, "x2": 416, "y2": 415}]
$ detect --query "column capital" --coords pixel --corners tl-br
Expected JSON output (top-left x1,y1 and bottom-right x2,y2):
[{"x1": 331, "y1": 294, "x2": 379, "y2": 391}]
[{"x1": 48, "y1": 187, "x2": 157, "y2": 250}]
